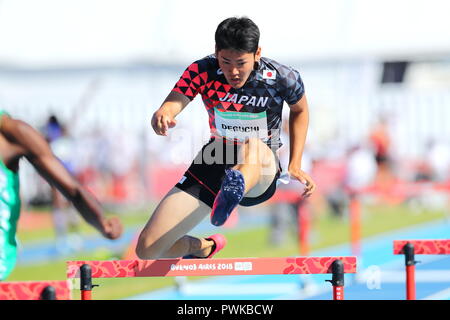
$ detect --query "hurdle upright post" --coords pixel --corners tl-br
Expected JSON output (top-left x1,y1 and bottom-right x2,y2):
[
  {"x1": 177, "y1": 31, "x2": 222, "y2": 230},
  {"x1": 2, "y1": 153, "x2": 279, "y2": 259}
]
[
  {"x1": 40, "y1": 286, "x2": 56, "y2": 300},
  {"x1": 403, "y1": 243, "x2": 418, "y2": 300},
  {"x1": 394, "y1": 239, "x2": 450, "y2": 300},
  {"x1": 326, "y1": 259, "x2": 345, "y2": 300},
  {"x1": 80, "y1": 264, "x2": 95, "y2": 300}
]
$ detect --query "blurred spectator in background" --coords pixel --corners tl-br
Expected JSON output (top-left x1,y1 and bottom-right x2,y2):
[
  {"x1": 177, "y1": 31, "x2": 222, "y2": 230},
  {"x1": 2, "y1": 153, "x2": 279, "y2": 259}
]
[
  {"x1": 408, "y1": 138, "x2": 450, "y2": 213},
  {"x1": 42, "y1": 114, "x2": 83, "y2": 254},
  {"x1": 369, "y1": 115, "x2": 391, "y2": 166},
  {"x1": 413, "y1": 159, "x2": 433, "y2": 182},
  {"x1": 0, "y1": 111, "x2": 123, "y2": 280},
  {"x1": 344, "y1": 143, "x2": 378, "y2": 195},
  {"x1": 427, "y1": 139, "x2": 450, "y2": 182},
  {"x1": 79, "y1": 127, "x2": 112, "y2": 201},
  {"x1": 322, "y1": 141, "x2": 377, "y2": 218},
  {"x1": 107, "y1": 130, "x2": 140, "y2": 204},
  {"x1": 369, "y1": 115, "x2": 395, "y2": 186}
]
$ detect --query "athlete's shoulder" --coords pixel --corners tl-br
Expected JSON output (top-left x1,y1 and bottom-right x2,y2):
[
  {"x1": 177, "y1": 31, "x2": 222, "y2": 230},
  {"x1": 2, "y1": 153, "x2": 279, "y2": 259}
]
[
  {"x1": 259, "y1": 57, "x2": 302, "y2": 81},
  {"x1": 173, "y1": 55, "x2": 219, "y2": 100},
  {"x1": 258, "y1": 57, "x2": 305, "y2": 104}
]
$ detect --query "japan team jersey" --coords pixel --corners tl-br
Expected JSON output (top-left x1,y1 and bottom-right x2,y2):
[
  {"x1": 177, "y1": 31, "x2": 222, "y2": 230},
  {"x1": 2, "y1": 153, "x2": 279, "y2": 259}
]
[{"x1": 172, "y1": 55, "x2": 305, "y2": 149}]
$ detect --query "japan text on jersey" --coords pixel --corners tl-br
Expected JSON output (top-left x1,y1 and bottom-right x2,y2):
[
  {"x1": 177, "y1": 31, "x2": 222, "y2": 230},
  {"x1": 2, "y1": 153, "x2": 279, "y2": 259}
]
[{"x1": 172, "y1": 55, "x2": 305, "y2": 148}]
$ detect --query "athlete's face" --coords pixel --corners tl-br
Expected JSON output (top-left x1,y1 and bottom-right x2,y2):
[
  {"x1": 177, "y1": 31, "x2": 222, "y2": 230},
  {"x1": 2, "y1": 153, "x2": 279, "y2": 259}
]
[{"x1": 216, "y1": 48, "x2": 261, "y2": 89}]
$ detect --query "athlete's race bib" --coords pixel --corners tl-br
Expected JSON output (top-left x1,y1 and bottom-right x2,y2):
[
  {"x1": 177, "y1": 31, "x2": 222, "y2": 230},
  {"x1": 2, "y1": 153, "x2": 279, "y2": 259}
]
[{"x1": 214, "y1": 108, "x2": 269, "y2": 141}]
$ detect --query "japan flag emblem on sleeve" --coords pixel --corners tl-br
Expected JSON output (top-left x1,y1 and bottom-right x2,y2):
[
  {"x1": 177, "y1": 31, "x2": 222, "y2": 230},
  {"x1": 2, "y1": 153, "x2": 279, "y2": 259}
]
[{"x1": 263, "y1": 69, "x2": 276, "y2": 80}]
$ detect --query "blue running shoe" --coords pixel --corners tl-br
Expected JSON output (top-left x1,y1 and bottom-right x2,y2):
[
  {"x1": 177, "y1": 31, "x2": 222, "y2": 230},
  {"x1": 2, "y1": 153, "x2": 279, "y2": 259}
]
[{"x1": 210, "y1": 169, "x2": 245, "y2": 226}]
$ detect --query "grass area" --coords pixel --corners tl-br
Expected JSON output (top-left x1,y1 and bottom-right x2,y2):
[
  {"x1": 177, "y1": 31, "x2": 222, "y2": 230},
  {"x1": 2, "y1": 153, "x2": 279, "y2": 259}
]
[{"x1": 8, "y1": 202, "x2": 448, "y2": 299}]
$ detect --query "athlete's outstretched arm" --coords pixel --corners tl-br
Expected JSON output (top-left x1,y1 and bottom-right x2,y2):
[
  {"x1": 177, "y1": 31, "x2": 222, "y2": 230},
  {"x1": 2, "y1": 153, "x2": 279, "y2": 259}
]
[
  {"x1": 0, "y1": 115, "x2": 123, "y2": 239},
  {"x1": 151, "y1": 91, "x2": 191, "y2": 136},
  {"x1": 288, "y1": 94, "x2": 316, "y2": 197}
]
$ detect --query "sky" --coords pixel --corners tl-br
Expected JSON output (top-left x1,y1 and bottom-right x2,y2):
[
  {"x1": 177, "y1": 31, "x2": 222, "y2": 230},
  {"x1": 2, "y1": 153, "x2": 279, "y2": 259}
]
[{"x1": 0, "y1": 0, "x2": 449, "y2": 67}]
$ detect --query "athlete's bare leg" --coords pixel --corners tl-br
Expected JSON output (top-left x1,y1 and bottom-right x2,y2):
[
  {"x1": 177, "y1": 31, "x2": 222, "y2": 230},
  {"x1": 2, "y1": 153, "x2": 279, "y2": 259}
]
[
  {"x1": 135, "y1": 187, "x2": 215, "y2": 259},
  {"x1": 234, "y1": 137, "x2": 277, "y2": 198}
]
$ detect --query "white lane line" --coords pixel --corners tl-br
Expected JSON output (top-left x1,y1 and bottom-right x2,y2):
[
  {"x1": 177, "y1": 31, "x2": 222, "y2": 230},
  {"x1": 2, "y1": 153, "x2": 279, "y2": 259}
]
[
  {"x1": 423, "y1": 287, "x2": 450, "y2": 300},
  {"x1": 356, "y1": 269, "x2": 450, "y2": 283}
]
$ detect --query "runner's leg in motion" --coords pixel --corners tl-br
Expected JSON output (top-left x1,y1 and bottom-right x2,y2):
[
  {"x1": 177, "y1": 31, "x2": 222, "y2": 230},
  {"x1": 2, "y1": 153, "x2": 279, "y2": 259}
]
[
  {"x1": 211, "y1": 137, "x2": 277, "y2": 226},
  {"x1": 136, "y1": 187, "x2": 217, "y2": 259}
]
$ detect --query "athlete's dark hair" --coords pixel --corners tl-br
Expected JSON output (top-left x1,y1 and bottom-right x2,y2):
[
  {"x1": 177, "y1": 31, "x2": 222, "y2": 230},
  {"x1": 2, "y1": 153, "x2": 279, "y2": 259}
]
[{"x1": 215, "y1": 17, "x2": 260, "y2": 54}]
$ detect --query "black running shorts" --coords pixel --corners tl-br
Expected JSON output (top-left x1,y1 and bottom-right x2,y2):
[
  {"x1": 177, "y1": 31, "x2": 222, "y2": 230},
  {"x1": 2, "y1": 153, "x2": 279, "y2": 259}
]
[{"x1": 175, "y1": 137, "x2": 281, "y2": 208}]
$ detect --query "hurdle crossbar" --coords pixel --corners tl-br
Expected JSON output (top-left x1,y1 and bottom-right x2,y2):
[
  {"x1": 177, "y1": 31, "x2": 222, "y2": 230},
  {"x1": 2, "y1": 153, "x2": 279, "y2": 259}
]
[
  {"x1": 0, "y1": 280, "x2": 72, "y2": 300},
  {"x1": 67, "y1": 256, "x2": 356, "y2": 300},
  {"x1": 394, "y1": 240, "x2": 450, "y2": 255},
  {"x1": 67, "y1": 256, "x2": 356, "y2": 278},
  {"x1": 393, "y1": 239, "x2": 450, "y2": 300}
]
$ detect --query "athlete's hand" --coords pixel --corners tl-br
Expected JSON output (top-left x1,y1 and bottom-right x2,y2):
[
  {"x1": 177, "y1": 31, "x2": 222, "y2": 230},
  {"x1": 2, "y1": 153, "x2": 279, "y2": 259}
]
[
  {"x1": 100, "y1": 217, "x2": 123, "y2": 240},
  {"x1": 151, "y1": 109, "x2": 177, "y2": 136},
  {"x1": 288, "y1": 166, "x2": 316, "y2": 198}
]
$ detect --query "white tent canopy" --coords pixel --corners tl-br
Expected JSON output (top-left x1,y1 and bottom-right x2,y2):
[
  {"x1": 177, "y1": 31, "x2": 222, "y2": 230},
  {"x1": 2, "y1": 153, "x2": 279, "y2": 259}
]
[{"x1": 0, "y1": 0, "x2": 449, "y2": 67}]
